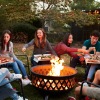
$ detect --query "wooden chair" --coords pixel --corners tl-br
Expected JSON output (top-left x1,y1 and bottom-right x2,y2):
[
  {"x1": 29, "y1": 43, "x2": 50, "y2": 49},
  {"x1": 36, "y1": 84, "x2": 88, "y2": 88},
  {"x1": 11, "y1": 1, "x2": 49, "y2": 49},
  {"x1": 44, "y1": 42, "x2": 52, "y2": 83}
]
[{"x1": 0, "y1": 78, "x2": 25, "y2": 100}]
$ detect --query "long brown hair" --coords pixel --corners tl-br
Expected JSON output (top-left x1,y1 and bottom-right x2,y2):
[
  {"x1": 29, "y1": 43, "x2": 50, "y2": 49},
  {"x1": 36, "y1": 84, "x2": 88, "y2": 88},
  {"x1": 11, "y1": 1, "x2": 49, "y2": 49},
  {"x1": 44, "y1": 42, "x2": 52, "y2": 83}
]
[
  {"x1": 34, "y1": 28, "x2": 46, "y2": 48},
  {"x1": 62, "y1": 33, "x2": 72, "y2": 47},
  {"x1": 1, "y1": 30, "x2": 12, "y2": 51}
]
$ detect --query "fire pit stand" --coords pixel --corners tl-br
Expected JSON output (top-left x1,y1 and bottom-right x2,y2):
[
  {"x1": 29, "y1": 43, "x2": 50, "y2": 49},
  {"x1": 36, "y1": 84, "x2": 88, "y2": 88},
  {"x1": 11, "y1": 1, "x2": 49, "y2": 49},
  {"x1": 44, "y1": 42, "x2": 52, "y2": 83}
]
[{"x1": 31, "y1": 64, "x2": 77, "y2": 100}]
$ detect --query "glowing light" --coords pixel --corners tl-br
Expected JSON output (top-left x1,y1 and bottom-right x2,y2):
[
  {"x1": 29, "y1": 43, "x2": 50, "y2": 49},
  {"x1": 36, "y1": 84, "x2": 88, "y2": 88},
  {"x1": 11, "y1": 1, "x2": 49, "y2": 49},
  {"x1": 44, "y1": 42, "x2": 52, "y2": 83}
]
[{"x1": 47, "y1": 57, "x2": 64, "y2": 76}]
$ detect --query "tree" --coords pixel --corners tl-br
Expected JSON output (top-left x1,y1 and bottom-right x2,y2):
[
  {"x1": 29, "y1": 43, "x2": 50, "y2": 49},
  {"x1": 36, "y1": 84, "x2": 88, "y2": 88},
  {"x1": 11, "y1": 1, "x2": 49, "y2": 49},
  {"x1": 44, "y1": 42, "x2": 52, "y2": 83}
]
[
  {"x1": 67, "y1": 0, "x2": 100, "y2": 27},
  {"x1": 31, "y1": 0, "x2": 100, "y2": 33},
  {"x1": 70, "y1": 0, "x2": 100, "y2": 11},
  {"x1": 0, "y1": 0, "x2": 35, "y2": 22},
  {"x1": 32, "y1": 0, "x2": 72, "y2": 33},
  {"x1": 0, "y1": 0, "x2": 100, "y2": 33}
]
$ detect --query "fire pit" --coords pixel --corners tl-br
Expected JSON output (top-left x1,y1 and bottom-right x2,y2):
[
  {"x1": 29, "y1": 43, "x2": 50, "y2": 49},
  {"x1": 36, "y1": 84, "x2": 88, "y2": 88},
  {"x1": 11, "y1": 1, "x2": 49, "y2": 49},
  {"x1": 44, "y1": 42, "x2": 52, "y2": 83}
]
[
  {"x1": 31, "y1": 58, "x2": 77, "y2": 100},
  {"x1": 31, "y1": 64, "x2": 77, "y2": 92}
]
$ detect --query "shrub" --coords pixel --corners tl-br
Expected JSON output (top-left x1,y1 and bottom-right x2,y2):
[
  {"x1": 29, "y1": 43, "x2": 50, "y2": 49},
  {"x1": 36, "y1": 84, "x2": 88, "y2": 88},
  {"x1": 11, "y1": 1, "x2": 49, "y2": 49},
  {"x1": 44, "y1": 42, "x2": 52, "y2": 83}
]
[{"x1": 10, "y1": 22, "x2": 37, "y2": 42}]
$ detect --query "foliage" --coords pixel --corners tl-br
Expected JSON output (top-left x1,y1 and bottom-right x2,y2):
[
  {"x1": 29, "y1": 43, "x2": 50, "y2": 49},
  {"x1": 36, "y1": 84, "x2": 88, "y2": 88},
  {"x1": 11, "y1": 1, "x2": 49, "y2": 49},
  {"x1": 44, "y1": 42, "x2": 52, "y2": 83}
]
[
  {"x1": 65, "y1": 10, "x2": 100, "y2": 27},
  {"x1": 29, "y1": 17, "x2": 42, "y2": 28},
  {"x1": 70, "y1": 0, "x2": 100, "y2": 11},
  {"x1": 10, "y1": 22, "x2": 37, "y2": 41},
  {"x1": 0, "y1": 0, "x2": 35, "y2": 22},
  {"x1": 33, "y1": 0, "x2": 100, "y2": 30},
  {"x1": 47, "y1": 33, "x2": 65, "y2": 43},
  {"x1": 0, "y1": 0, "x2": 100, "y2": 33}
]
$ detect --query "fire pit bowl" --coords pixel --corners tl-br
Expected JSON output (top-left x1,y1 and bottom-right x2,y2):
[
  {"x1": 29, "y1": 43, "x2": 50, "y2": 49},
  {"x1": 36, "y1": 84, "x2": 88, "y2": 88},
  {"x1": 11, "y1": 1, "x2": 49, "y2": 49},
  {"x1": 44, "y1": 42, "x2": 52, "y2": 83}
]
[{"x1": 31, "y1": 64, "x2": 77, "y2": 93}]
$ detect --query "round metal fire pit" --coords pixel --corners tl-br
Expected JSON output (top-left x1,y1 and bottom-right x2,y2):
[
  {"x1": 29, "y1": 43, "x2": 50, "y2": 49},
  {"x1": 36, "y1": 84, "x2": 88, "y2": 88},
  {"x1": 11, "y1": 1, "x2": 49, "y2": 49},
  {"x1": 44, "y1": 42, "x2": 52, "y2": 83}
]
[{"x1": 31, "y1": 64, "x2": 77, "y2": 93}]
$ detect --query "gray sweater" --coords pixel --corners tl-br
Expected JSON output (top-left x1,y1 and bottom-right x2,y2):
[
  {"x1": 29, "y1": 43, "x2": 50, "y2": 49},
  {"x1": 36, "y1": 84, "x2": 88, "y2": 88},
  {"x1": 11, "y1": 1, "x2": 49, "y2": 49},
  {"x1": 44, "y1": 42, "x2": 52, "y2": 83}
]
[
  {"x1": 0, "y1": 41, "x2": 17, "y2": 59},
  {"x1": 23, "y1": 39, "x2": 57, "y2": 56}
]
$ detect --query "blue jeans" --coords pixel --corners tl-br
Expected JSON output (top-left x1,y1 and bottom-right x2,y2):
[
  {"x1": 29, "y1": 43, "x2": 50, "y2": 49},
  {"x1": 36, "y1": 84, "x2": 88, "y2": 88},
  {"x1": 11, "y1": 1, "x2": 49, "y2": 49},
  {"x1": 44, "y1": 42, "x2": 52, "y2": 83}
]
[
  {"x1": 0, "y1": 68, "x2": 18, "y2": 100},
  {"x1": 87, "y1": 64, "x2": 98, "y2": 80},
  {"x1": 14, "y1": 58, "x2": 28, "y2": 78},
  {"x1": 7, "y1": 62, "x2": 21, "y2": 74}
]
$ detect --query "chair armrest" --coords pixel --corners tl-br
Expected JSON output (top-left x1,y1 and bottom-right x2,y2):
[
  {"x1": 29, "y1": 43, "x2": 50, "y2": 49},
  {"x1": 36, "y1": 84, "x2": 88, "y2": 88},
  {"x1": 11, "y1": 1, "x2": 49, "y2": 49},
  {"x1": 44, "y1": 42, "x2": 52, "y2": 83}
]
[
  {"x1": 16, "y1": 54, "x2": 29, "y2": 66},
  {"x1": 16, "y1": 54, "x2": 30, "y2": 75},
  {"x1": 0, "y1": 78, "x2": 21, "y2": 87},
  {"x1": 79, "y1": 81, "x2": 100, "y2": 100},
  {"x1": 82, "y1": 81, "x2": 100, "y2": 87}
]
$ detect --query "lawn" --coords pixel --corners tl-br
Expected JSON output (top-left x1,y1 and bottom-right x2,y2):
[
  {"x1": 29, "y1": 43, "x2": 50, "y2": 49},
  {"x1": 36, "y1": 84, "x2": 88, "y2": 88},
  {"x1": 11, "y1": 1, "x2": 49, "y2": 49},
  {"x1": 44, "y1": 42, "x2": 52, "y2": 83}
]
[{"x1": 6, "y1": 43, "x2": 85, "y2": 100}]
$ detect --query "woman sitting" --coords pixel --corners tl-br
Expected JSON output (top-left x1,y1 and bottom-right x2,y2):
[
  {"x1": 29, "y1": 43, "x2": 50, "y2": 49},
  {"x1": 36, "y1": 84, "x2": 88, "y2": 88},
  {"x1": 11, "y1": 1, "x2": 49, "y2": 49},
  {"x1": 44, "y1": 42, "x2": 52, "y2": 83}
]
[
  {"x1": 0, "y1": 30, "x2": 31, "y2": 86},
  {"x1": 22, "y1": 28, "x2": 57, "y2": 66},
  {"x1": 53, "y1": 33, "x2": 89, "y2": 67}
]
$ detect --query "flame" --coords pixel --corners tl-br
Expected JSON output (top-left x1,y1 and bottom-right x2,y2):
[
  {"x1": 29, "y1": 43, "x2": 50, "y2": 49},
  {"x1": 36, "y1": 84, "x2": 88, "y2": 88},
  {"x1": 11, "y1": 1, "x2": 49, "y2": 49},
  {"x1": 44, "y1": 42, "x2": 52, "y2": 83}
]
[{"x1": 47, "y1": 57, "x2": 64, "y2": 76}]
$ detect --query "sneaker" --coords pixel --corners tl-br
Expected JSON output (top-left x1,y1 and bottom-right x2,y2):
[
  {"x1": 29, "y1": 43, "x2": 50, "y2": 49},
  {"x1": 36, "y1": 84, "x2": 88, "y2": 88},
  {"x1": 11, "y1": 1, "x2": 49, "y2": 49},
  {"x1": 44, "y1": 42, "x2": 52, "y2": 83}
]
[
  {"x1": 10, "y1": 73, "x2": 22, "y2": 80},
  {"x1": 22, "y1": 79, "x2": 31, "y2": 86},
  {"x1": 78, "y1": 82, "x2": 89, "y2": 86},
  {"x1": 18, "y1": 96, "x2": 28, "y2": 100},
  {"x1": 67, "y1": 96, "x2": 76, "y2": 100}
]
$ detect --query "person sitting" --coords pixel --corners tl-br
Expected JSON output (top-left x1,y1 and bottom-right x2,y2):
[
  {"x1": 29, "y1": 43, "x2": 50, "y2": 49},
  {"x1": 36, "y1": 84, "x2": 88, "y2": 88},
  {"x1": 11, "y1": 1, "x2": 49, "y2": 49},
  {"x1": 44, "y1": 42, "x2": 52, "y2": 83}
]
[
  {"x1": 0, "y1": 30, "x2": 31, "y2": 86},
  {"x1": 53, "y1": 33, "x2": 89, "y2": 66},
  {"x1": 70, "y1": 30, "x2": 100, "y2": 81},
  {"x1": 0, "y1": 68, "x2": 28, "y2": 100},
  {"x1": 22, "y1": 28, "x2": 57, "y2": 66},
  {"x1": 67, "y1": 70, "x2": 100, "y2": 100}
]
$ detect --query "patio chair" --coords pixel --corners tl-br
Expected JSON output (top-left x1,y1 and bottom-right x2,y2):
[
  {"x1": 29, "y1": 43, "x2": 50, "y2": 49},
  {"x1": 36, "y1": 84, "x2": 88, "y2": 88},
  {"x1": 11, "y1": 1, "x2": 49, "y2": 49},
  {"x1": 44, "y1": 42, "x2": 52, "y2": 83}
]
[
  {"x1": 79, "y1": 81, "x2": 100, "y2": 100},
  {"x1": 0, "y1": 78, "x2": 25, "y2": 100}
]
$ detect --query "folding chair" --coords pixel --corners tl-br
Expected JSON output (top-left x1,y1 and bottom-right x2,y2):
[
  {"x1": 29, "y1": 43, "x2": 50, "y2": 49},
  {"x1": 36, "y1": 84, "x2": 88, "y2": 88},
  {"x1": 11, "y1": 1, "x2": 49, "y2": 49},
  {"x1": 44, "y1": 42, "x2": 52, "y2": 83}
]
[
  {"x1": 0, "y1": 78, "x2": 25, "y2": 100},
  {"x1": 16, "y1": 54, "x2": 30, "y2": 76},
  {"x1": 79, "y1": 81, "x2": 100, "y2": 100}
]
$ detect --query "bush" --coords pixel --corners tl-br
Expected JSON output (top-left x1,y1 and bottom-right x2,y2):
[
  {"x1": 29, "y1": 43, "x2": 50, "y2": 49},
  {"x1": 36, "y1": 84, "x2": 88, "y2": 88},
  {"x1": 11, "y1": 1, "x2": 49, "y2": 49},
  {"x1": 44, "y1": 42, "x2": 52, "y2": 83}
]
[{"x1": 10, "y1": 22, "x2": 37, "y2": 42}]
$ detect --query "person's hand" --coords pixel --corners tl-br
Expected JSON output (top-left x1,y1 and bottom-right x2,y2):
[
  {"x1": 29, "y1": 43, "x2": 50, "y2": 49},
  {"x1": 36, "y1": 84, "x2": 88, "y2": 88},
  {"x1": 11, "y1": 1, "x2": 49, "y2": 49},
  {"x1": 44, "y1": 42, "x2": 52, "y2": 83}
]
[
  {"x1": 88, "y1": 47, "x2": 96, "y2": 52},
  {"x1": 83, "y1": 50, "x2": 89, "y2": 54},
  {"x1": 51, "y1": 55, "x2": 59, "y2": 60},
  {"x1": 82, "y1": 49, "x2": 89, "y2": 54},
  {"x1": 22, "y1": 47, "x2": 26, "y2": 52},
  {"x1": 78, "y1": 49, "x2": 89, "y2": 54}
]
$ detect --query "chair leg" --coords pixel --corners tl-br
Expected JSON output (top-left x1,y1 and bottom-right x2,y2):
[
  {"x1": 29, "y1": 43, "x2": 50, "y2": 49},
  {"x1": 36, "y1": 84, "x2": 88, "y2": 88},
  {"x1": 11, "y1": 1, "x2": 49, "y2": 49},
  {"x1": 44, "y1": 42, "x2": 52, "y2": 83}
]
[
  {"x1": 18, "y1": 79, "x2": 25, "y2": 100},
  {"x1": 26, "y1": 56, "x2": 30, "y2": 76}
]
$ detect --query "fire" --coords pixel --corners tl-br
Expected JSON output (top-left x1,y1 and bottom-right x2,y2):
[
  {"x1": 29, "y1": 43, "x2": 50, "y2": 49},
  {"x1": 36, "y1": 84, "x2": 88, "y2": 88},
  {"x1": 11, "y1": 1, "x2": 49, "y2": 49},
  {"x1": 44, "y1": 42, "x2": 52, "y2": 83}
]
[{"x1": 47, "y1": 57, "x2": 64, "y2": 76}]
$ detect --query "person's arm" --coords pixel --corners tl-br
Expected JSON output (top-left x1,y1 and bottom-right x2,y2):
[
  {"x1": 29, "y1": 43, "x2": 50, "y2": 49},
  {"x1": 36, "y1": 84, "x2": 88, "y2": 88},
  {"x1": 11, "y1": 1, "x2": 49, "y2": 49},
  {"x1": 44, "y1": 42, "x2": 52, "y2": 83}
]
[
  {"x1": 82, "y1": 40, "x2": 95, "y2": 53},
  {"x1": 82, "y1": 46, "x2": 87, "y2": 50},
  {"x1": 82, "y1": 46, "x2": 96, "y2": 53},
  {"x1": 62, "y1": 44, "x2": 89, "y2": 54},
  {"x1": 46, "y1": 40, "x2": 57, "y2": 56},
  {"x1": 22, "y1": 39, "x2": 34, "y2": 52},
  {"x1": 77, "y1": 49, "x2": 89, "y2": 54},
  {"x1": 9, "y1": 42, "x2": 17, "y2": 59}
]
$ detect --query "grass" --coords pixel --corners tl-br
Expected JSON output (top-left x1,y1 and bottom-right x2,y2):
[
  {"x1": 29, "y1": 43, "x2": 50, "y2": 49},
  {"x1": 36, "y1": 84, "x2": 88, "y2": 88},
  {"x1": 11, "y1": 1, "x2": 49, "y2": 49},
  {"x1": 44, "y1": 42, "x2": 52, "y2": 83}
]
[{"x1": 6, "y1": 43, "x2": 85, "y2": 100}]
